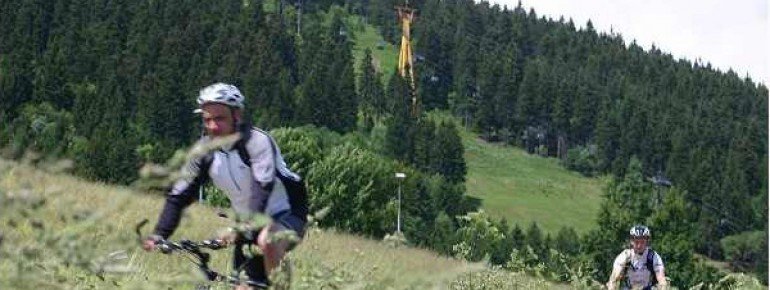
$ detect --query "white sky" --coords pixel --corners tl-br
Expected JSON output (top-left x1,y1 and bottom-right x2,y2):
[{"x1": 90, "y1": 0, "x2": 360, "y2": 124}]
[{"x1": 484, "y1": 0, "x2": 768, "y2": 85}]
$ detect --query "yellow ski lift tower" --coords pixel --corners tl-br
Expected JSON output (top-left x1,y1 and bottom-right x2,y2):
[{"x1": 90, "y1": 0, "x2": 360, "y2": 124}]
[{"x1": 396, "y1": 1, "x2": 419, "y2": 116}]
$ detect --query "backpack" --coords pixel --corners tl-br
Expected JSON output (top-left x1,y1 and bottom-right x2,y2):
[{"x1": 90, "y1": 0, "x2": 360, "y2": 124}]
[
  {"x1": 233, "y1": 127, "x2": 309, "y2": 224},
  {"x1": 620, "y1": 248, "x2": 658, "y2": 288},
  {"x1": 645, "y1": 249, "x2": 657, "y2": 286}
]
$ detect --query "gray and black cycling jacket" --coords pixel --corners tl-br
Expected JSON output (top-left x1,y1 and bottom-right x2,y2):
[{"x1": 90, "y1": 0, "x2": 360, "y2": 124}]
[{"x1": 153, "y1": 125, "x2": 300, "y2": 239}]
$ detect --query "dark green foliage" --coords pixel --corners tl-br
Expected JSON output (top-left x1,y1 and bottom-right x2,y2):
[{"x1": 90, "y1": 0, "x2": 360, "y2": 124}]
[
  {"x1": 357, "y1": 48, "x2": 385, "y2": 129},
  {"x1": 455, "y1": 211, "x2": 506, "y2": 262},
  {"x1": 509, "y1": 224, "x2": 526, "y2": 251},
  {"x1": 270, "y1": 126, "x2": 327, "y2": 177},
  {"x1": 424, "y1": 173, "x2": 467, "y2": 218},
  {"x1": 263, "y1": 125, "x2": 474, "y2": 256},
  {"x1": 489, "y1": 218, "x2": 513, "y2": 265},
  {"x1": 554, "y1": 227, "x2": 580, "y2": 257},
  {"x1": 6, "y1": 103, "x2": 74, "y2": 158},
  {"x1": 305, "y1": 143, "x2": 403, "y2": 237},
  {"x1": 562, "y1": 145, "x2": 599, "y2": 177},
  {"x1": 648, "y1": 188, "x2": 706, "y2": 288},
  {"x1": 383, "y1": 93, "x2": 465, "y2": 184},
  {"x1": 429, "y1": 212, "x2": 457, "y2": 256},
  {"x1": 583, "y1": 159, "x2": 725, "y2": 288},
  {"x1": 294, "y1": 10, "x2": 358, "y2": 132},
  {"x1": 432, "y1": 121, "x2": 467, "y2": 183},
  {"x1": 203, "y1": 184, "x2": 230, "y2": 208},
  {"x1": 584, "y1": 157, "x2": 655, "y2": 282},
  {"x1": 2, "y1": 1, "x2": 374, "y2": 185},
  {"x1": 525, "y1": 222, "x2": 547, "y2": 263},
  {"x1": 412, "y1": 118, "x2": 436, "y2": 172},
  {"x1": 384, "y1": 73, "x2": 415, "y2": 162},
  {"x1": 721, "y1": 231, "x2": 768, "y2": 283}
]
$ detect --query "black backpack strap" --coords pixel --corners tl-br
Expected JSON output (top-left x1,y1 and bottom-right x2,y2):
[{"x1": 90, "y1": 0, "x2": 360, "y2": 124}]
[
  {"x1": 235, "y1": 124, "x2": 253, "y2": 167},
  {"x1": 234, "y1": 126, "x2": 280, "y2": 213},
  {"x1": 234, "y1": 125, "x2": 282, "y2": 177},
  {"x1": 646, "y1": 249, "x2": 657, "y2": 286},
  {"x1": 235, "y1": 126, "x2": 308, "y2": 224}
]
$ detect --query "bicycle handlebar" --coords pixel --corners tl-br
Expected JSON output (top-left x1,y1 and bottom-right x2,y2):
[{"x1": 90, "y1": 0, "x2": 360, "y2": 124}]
[
  {"x1": 135, "y1": 219, "x2": 268, "y2": 289},
  {"x1": 155, "y1": 238, "x2": 227, "y2": 253}
]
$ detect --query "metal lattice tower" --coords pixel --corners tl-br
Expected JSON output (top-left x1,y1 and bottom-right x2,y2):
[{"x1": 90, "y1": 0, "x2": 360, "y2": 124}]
[{"x1": 396, "y1": 1, "x2": 419, "y2": 116}]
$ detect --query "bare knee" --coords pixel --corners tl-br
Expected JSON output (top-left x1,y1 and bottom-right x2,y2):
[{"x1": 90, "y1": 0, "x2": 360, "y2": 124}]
[{"x1": 257, "y1": 225, "x2": 288, "y2": 257}]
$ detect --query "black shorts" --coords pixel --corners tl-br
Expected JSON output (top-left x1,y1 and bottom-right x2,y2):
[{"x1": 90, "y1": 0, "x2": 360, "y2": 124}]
[
  {"x1": 272, "y1": 210, "x2": 306, "y2": 239},
  {"x1": 232, "y1": 211, "x2": 305, "y2": 283}
]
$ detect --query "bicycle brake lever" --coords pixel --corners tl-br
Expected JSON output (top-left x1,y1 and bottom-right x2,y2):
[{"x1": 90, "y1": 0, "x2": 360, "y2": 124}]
[
  {"x1": 135, "y1": 219, "x2": 149, "y2": 243},
  {"x1": 158, "y1": 242, "x2": 174, "y2": 254},
  {"x1": 203, "y1": 239, "x2": 226, "y2": 250}
]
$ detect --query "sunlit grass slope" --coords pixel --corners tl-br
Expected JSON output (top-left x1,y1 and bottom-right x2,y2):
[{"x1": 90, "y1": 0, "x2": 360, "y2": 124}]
[
  {"x1": 0, "y1": 159, "x2": 561, "y2": 289},
  {"x1": 461, "y1": 129, "x2": 607, "y2": 234}
]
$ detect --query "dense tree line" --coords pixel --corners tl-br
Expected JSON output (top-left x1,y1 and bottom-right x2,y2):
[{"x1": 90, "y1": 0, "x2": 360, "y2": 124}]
[{"x1": 0, "y1": 0, "x2": 361, "y2": 182}]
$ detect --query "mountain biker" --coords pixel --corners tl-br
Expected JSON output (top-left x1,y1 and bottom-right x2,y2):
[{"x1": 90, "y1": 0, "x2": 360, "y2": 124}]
[
  {"x1": 606, "y1": 225, "x2": 668, "y2": 290},
  {"x1": 141, "y1": 82, "x2": 305, "y2": 287}
]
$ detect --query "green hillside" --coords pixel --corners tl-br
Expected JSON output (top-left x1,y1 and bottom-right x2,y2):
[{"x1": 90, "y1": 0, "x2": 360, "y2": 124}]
[
  {"x1": 349, "y1": 15, "x2": 399, "y2": 83},
  {"x1": 347, "y1": 16, "x2": 607, "y2": 235},
  {"x1": 462, "y1": 130, "x2": 606, "y2": 234},
  {"x1": 0, "y1": 160, "x2": 563, "y2": 289}
]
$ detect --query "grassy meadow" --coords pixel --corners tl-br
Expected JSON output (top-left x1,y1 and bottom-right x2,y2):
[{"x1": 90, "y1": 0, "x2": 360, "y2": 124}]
[
  {"x1": 0, "y1": 159, "x2": 563, "y2": 289},
  {"x1": 349, "y1": 15, "x2": 400, "y2": 84},
  {"x1": 461, "y1": 130, "x2": 607, "y2": 234}
]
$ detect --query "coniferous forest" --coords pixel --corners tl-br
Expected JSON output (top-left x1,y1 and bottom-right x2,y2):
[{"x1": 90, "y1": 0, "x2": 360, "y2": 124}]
[{"x1": 1, "y1": 0, "x2": 766, "y2": 287}]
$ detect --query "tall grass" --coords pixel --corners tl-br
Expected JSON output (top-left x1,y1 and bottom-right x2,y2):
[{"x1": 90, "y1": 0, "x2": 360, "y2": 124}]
[{"x1": 0, "y1": 159, "x2": 562, "y2": 289}]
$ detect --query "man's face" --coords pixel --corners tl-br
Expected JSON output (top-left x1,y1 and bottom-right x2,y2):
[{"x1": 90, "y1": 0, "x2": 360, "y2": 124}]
[
  {"x1": 631, "y1": 237, "x2": 648, "y2": 254},
  {"x1": 200, "y1": 103, "x2": 240, "y2": 137}
]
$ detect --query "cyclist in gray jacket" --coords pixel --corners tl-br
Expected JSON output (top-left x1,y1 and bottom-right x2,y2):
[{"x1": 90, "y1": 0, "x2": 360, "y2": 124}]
[{"x1": 142, "y1": 83, "x2": 304, "y2": 286}]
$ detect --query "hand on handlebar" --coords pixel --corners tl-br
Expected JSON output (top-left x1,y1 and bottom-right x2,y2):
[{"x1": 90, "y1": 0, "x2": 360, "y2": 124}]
[
  {"x1": 216, "y1": 227, "x2": 238, "y2": 246},
  {"x1": 142, "y1": 234, "x2": 163, "y2": 252}
]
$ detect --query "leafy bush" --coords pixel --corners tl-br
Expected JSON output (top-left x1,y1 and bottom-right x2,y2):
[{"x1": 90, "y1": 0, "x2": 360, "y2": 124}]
[
  {"x1": 453, "y1": 211, "x2": 506, "y2": 262},
  {"x1": 306, "y1": 143, "x2": 406, "y2": 237},
  {"x1": 562, "y1": 145, "x2": 598, "y2": 177},
  {"x1": 4, "y1": 102, "x2": 75, "y2": 159},
  {"x1": 721, "y1": 230, "x2": 768, "y2": 284},
  {"x1": 271, "y1": 126, "x2": 329, "y2": 176}
]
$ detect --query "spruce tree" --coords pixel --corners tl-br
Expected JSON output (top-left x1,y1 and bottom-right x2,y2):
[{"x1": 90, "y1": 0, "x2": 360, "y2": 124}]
[{"x1": 432, "y1": 121, "x2": 466, "y2": 184}]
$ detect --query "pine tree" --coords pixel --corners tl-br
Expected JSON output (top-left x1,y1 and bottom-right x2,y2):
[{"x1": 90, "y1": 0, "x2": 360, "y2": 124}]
[
  {"x1": 515, "y1": 57, "x2": 544, "y2": 128},
  {"x1": 358, "y1": 48, "x2": 384, "y2": 129},
  {"x1": 32, "y1": 36, "x2": 71, "y2": 109},
  {"x1": 430, "y1": 212, "x2": 457, "y2": 256},
  {"x1": 525, "y1": 222, "x2": 546, "y2": 262},
  {"x1": 412, "y1": 119, "x2": 436, "y2": 172},
  {"x1": 433, "y1": 121, "x2": 466, "y2": 183},
  {"x1": 595, "y1": 95, "x2": 620, "y2": 173},
  {"x1": 384, "y1": 73, "x2": 414, "y2": 162},
  {"x1": 509, "y1": 223, "x2": 526, "y2": 250},
  {"x1": 327, "y1": 15, "x2": 358, "y2": 132},
  {"x1": 474, "y1": 39, "x2": 501, "y2": 137},
  {"x1": 649, "y1": 188, "x2": 699, "y2": 288},
  {"x1": 554, "y1": 226, "x2": 580, "y2": 257},
  {"x1": 496, "y1": 43, "x2": 520, "y2": 143},
  {"x1": 490, "y1": 217, "x2": 513, "y2": 265}
]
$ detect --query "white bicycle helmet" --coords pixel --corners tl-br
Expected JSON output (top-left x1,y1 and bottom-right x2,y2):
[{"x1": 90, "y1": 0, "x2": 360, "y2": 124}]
[
  {"x1": 629, "y1": 225, "x2": 651, "y2": 239},
  {"x1": 195, "y1": 83, "x2": 245, "y2": 112}
]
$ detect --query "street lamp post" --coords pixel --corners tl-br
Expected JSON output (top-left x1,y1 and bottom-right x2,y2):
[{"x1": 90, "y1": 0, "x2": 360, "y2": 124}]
[
  {"x1": 395, "y1": 172, "x2": 406, "y2": 233},
  {"x1": 650, "y1": 171, "x2": 672, "y2": 208}
]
